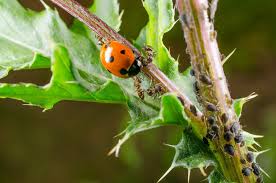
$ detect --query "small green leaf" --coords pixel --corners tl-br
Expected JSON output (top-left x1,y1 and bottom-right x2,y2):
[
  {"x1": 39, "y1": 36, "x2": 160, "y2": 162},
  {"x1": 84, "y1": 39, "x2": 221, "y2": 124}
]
[{"x1": 158, "y1": 127, "x2": 216, "y2": 182}]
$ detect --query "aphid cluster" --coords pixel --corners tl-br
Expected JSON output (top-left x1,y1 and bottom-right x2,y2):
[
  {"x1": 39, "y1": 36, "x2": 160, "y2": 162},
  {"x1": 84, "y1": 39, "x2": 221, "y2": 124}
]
[{"x1": 190, "y1": 66, "x2": 263, "y2": 181}]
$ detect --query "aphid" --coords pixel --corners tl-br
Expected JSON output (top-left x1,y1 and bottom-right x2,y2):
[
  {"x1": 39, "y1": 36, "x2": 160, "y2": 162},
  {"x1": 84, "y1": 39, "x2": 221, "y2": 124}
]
[
  {"x1": 252, "y1": 163, "x2": 260, "y2": 176},
  {"x1": 206, "y1": 103, "x2": 217, "y2": 112},
  {"x1": 240, "y1": 158, "x2": 246, "y2": 164},
  {"x1": 146, "y1": 84, "x2": 164, "y2": 98},
  {"x1": 142, "y1": 46, "x2": 155, "y2": 66},
  {"x1": 246, "y1": 152, "x2": 254, "y2": 163},
  {"x1": 224, "y1": 131, "x2": 233, "y2": 142},
  {"x1": 202, "y1": 137, "x2": 209, "y2": 146},
  {"x1": 190, "y1": 105, "x2": 197, "y2": 116},
  {"x1": 234, "y1": 133, "x2": 243, "y2": 143},
  {"x1": 242, "y1": 167, "x2": 252, "y2": 176},
  {"x1": 207, "y1": 116, "x2": 216, "y2": 125},
  {"x1": 211, "y1": 124, "x2": 219, "y2": 134},
  {"x1": 224, "y1": 144, "x2": 235, "y2": 156},
  {"x1": 190, "y1": 69, "x2": 195, "y2": 76},
  {"x1": 100, "y1": 41, "x2": 142, "y2": 78},
  {"x1": 199, "y1": 74, "x2": 212, "y2": 85},
  {"x1": 134, "y1": 76, "x2": 144, "y2": 100},
  {"x1": 230, "y1": 122, "x2": 240, "y2": 134},
  {"x1": 221, "y1": 113, "x2": 229, "y2": 123},
  {"x1": 256, "y1": 176, "x2": 263, "y2": 183}
]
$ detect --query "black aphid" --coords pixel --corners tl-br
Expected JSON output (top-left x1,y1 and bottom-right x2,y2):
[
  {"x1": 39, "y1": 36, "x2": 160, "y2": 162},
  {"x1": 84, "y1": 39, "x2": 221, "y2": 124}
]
[
  {"x1": 234, "y1": 133, "x2": 243, "y2": 143},
  {"x1": 199, "y1": 74, "x2": 212, "y2": 85},
  {"x1": 221, "y1": 113, "x2": 229, "y2": 123},
  {"x1": 242, "y1": 167, "x2": 251, "y2": 176},
  {"x1": 246, "y1": 152, "x2": 254, "y2": 163},
  {"x1": 207, "y1": 116, "x2": 216, "y2": 125},
  {"x1": 240, "y1": 158, "x2": 246, "y2": 164},
  {"x1": 224, "y1": 131, "x2": 233, "y2": 142},
  {"x1": 224, "y1": 144, "x2": 235, "y2": 156},
  {"x1": 206, "y1": 103, "x2": 217, "y2": 112},
  {"x1": 230, "y1": 122, "x2": 240, "y2": 134},
  {"x1": 211, "y1": 124, "x2": 219, "y2": 134},
  {"x1": 252, "y1": 163, "x2": 260, "y2": 176}
]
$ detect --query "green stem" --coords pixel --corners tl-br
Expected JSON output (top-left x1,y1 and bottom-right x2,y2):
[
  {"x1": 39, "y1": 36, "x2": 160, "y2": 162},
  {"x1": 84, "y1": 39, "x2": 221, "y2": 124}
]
[{"x1": 176, "y1": 0, "x2": 256, "y2": 182}]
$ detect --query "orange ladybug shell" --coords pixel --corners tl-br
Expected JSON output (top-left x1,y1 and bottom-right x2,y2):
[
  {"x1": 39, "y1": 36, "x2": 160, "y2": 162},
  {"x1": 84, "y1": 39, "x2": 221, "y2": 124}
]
[{"x1": 100, "y1": 41, "x2": 136, "y2": 78}]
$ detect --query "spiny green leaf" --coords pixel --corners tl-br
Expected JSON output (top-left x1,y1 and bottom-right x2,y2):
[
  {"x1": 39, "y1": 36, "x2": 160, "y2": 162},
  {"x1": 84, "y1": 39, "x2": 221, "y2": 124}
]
[
  {"x1": 158, "y1": 128, "x2": 215, "y2": 182},
  {"x1": 109, "y1": 93, "x2": 188, "y2": 157}
]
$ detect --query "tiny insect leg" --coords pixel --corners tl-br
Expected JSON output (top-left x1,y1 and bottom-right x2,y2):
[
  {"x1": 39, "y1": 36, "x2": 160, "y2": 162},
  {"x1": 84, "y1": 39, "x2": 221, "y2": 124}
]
[
  {"x1": 142, "y1": 45, "x2": 156, "y2": 66},
  {"x1": 133, "y1": 76, "x2": 145, "y2": 100}
]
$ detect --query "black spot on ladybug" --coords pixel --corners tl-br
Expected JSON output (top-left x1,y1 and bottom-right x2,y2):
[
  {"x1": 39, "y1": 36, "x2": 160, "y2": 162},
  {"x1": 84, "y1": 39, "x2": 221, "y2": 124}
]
[
  {"x1": 221, "y1": 113, "x2": 228, "y2": 123},
  {"x1": 230, "y1": 122, "x2": 240, "y2": 134},
  {"x1": 206, "y1": 103, "x2": 217, "y2": 112},
  {"x1": 107, "y1": 56, "x2": 114, "y2": 63},
  {"x1": 256, "y1": 176, "x2": 263, "y2": 183},
  {"x1": 190, "y1": 69, "x2": 195, "y2": 76},
  {"x1": 252, "y1": 163, "x2": 260, "y2": 176},
  {"x1": 242, "y1": 167, "x2": 251, "y2": 176},
  {"x1": 246, "y1": 152, "x2": 254, "y2": 163},
  {"x1": 224, "y1": 131, "x2": 232, "y2": 142},
  {"x1": 190, "y1": 105, "x2": 197, "y2": 116},
  {"x1": 224, "y1": 144, "x2": 235, "y2": 156},
  {"x1": 199, "y1": 74, "x2": 212, "y2": 85},
  {"x1": 207, "y1": 116, "x2": 216, "y2": 125},
  {"x1": 202, "y1": 137, "x2": 209, "y2": 145},
  {"x1": 234, "y1": 133, "x2": 243, "y2": 143},
  {"x1": 240, "y1": 158, "x2": 246, "y2": 164},
  {"x1": 120, "y1": 50, "x2": 126, "y2": 54},
  {"x1": 177, "y1": 96, "x2": 185, "y2": 106},
  {"x1": 119, "y1": 68, "x2": 128, "y2": 75}
]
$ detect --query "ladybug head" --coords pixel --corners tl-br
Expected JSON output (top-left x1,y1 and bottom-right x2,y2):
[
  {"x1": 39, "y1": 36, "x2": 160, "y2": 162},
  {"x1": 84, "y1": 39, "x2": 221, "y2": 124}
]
[{"x1": 128, "y1": 58, "x2": 142, "y2": 77}]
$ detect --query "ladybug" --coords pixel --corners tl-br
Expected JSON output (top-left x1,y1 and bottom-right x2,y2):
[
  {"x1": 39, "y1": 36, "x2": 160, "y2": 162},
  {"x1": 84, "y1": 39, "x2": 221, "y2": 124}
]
[{"x1": 100, "y1": 41, "x2": 142, "y2": 78}]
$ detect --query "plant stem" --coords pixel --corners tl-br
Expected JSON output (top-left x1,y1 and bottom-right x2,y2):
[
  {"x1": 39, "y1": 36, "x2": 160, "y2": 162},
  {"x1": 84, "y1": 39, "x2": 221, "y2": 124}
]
[
  {"x1": 176, "y1": 0, "x2": 256, "y2": 182},
  {"x1": 49, "y1": 0, "x2": 206, "y2": 134}
]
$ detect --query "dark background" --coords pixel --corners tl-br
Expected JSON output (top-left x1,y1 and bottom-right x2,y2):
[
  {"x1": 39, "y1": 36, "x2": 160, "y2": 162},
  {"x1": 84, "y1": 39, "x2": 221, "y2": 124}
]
[{"x1": 0, "y1": 0, "x2": 275, "y2": 182}]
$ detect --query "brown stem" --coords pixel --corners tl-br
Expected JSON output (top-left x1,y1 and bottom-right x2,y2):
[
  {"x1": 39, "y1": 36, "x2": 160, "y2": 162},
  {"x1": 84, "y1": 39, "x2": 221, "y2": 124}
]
[
  {"x1": 177, "y1": 0, "x2": 256, "y2": 182},
  {"x1": 49, "y1": 0, "x2": 205, "y2": 134}
]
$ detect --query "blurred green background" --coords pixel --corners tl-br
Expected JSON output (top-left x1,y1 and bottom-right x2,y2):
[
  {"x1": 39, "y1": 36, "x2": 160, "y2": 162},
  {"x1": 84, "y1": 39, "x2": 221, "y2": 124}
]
[{"x1": 0, "y1": 0, "x2": 275, "y2": 182}]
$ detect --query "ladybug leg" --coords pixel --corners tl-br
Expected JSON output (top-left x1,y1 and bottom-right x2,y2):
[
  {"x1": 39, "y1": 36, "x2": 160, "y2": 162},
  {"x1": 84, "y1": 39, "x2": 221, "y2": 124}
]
[
  {"x1": 133, "y1": 76, "x2": 145, "y2": 100},
  {"x1": 142, "y1": 45, "x2": 155, "y2": 66}
]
